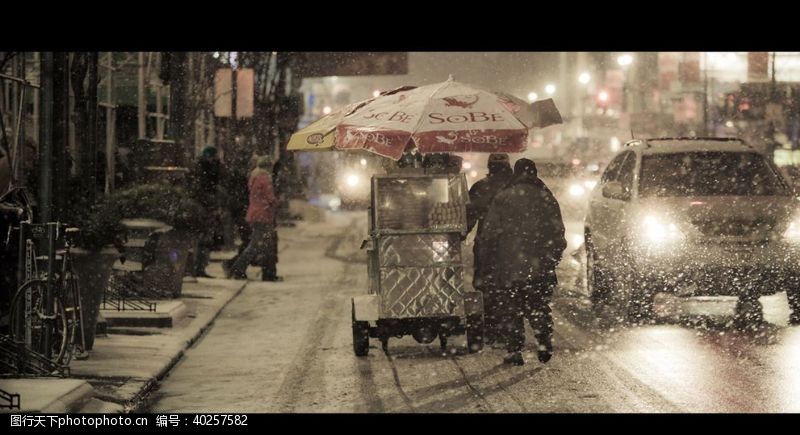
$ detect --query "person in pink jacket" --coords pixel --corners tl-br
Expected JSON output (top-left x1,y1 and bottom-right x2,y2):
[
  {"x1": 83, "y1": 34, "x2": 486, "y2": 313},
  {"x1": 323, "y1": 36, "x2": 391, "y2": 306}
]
[{"x1": 225, "y1": 156, "x2": 281, "y2": 281}]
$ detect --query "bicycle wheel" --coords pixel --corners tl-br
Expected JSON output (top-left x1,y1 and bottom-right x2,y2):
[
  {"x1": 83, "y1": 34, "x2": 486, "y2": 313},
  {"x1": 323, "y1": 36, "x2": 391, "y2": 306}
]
[
  {"x1": 61, "y1": 270, "x2": 86, "y2": 362},
  {"x1": 9, "y1": 279, "x2": 73, "y2": 367}
]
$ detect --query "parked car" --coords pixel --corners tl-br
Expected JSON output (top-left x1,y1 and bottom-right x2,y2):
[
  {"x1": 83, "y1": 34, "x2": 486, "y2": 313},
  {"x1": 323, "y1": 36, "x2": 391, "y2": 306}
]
[{"x1": 584, "y1": 137, "x2": 800, "y2": 325}]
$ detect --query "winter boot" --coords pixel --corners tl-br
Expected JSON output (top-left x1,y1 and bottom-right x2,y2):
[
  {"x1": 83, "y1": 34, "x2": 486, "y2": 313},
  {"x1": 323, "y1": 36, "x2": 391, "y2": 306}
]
[{"x1": 537, "y1": 334, "x2": 553, "y2": 364}]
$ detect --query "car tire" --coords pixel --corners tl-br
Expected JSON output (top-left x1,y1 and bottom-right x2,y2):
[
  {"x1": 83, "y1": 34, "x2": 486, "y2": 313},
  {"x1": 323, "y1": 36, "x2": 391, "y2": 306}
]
[
  {"x1": 466, "y1": 313, "x2": 484, "y2": 353},
  {"x1": 352, "y1": 302, "x2": 370, "y2": 357},
  {"x1": 733, "y1": 293, "x2": 764, "y2": 328},
  {"x1": 625, "y1": 281, "x2": 655, "y2": 324},
  {"x1": 787, "y1": 285, "x2": 800, "y2": 325},
  {"x1": 585, "y1": 231, "x2": 612, "y2": 311}
]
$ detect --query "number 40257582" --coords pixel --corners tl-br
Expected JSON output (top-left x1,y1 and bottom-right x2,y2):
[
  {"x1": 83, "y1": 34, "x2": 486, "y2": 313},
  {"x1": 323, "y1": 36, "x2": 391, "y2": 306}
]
[{"x1": 193, "y1": 415, "x2": 248, "y2": 426}]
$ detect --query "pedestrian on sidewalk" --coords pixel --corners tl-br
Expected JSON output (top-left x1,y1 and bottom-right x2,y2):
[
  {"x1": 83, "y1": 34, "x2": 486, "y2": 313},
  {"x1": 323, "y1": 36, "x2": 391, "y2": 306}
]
[
  {"x1": 482, "y1": 158, "x2": 566, "y2": 366},
  {"x1": 224, "y1": 156, "x2": 282, "y2": 281},
  {"x1": 223, "y1": 150, "x2": 254, "y2": 270},
  {"x1": 190, "y1": 145, "x2": 224, "y2": 278}
]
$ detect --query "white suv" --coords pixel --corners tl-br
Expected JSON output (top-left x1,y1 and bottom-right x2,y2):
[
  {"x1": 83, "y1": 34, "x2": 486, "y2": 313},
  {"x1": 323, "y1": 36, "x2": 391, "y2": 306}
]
[{"x1": 584, "y1": 137, "x2": 800, "y2": 324}]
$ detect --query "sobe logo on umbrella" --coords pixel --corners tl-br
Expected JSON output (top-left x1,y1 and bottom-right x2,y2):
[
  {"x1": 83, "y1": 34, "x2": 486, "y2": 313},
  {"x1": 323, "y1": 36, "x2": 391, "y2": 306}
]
[
  {"x1": 442, "y1": 95, "x2": 479, "y2": 109},
  {"x1": 343, "y1": 128, "x2": 393, "y2": 147},
  {"x1": 433, "y1": 131, "x2": 512, "y2": 146},
  {"x1": 306, "y1": 133, "x2": 325, "y2": 145},
  {"x1": 427, "y1": 111, "x2": 506, "y2": 124}
]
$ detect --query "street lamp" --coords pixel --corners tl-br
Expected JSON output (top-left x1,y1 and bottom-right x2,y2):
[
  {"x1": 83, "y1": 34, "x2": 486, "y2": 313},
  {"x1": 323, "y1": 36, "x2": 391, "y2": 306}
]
[
  {"x1": 545, "y1": 84, "x2": 556, "y2": 95},
  {"x1": 527, "y1": 92, "x2": 538, "y2": 102},
  {"x1": 373, "y1": 90, "x2": 381, "y2": 98},
  {"x1": 617, "y1": 54, "x2": 633, "y2": 67},
  {"x1": 616, "y1": 54, "x2": 634, "y2": 113},
  {"x1": 578, "y1": 72, "x2": 591, "y2": 84}
]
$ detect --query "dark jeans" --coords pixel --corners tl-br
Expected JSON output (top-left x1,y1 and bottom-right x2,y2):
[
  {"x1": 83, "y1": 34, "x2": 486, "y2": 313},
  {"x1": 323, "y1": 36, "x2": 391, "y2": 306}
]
[
  {"x1": 229, "y1": 223, "x2": 275, "y2": 278},
  {"x1": 478, "y1": 285, "x2": 501, "y2": 339},
  {"x1": 497, "y1": 270, "x2": 556, "y2": 353},
  {"x1": 194, "y1": 241, "x2": 211, "y2": 275}
]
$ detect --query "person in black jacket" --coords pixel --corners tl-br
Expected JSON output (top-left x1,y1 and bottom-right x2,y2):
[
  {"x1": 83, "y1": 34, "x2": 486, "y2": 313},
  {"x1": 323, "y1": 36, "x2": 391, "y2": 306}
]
[
  {"x1": 481, "y1": 158, "x2": 566, "y2": 365},
  {"x1": 466, "y1": 153, "x2": 513, "y2": 344},
  {"x1": 190, "y1": 145, "x2": 223, "y2": 278}
]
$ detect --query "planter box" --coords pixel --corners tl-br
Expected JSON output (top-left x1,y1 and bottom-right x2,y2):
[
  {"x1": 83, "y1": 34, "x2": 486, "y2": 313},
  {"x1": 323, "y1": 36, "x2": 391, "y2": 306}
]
[
  {"x1": 142, "y1": 228, "x2": 195, "y2": 299},
  {"x1": 70, "y1": 247, "x2": 120, "y2": 351}
]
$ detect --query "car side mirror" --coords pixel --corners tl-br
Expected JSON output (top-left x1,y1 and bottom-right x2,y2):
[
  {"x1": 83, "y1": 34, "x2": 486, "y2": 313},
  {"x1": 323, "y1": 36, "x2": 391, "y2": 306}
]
[{"x1": 602, "y1": 181, "x2": 630, "y2": 201}]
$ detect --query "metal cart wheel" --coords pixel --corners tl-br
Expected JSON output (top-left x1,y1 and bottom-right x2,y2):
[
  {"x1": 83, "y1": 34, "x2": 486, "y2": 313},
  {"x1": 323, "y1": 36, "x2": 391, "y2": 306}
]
[
  {"x1": 466, "y1": 313, "x2": 484, "y2": 353},
  {"x1": 352, "y1": 301, "x2": 370, "y2": 357}
]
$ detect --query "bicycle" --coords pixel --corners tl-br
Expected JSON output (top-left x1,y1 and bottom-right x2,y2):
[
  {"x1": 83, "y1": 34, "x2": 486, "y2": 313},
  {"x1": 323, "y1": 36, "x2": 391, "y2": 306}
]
[{"x1": 8, "y1": 222, "x2": 87, "y2": 368}]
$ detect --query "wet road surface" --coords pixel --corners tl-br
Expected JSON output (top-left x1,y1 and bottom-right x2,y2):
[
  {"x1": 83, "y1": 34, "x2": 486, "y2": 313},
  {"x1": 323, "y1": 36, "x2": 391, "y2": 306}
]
[{"x1": 147, "y1": 210, "x2": 800, "y2": 413}]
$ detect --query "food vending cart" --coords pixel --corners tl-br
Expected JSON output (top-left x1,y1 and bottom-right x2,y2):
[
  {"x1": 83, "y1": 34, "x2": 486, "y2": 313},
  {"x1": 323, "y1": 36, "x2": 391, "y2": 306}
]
[{"x1": 351, "y1": 159, "x2": 484, "y2": 356}]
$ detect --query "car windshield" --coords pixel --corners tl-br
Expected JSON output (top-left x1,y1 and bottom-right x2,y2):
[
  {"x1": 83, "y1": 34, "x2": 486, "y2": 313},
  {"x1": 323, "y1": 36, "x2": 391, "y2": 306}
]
[{"x1": 639, "y1": 151, "x2": 788, "y2": 197}]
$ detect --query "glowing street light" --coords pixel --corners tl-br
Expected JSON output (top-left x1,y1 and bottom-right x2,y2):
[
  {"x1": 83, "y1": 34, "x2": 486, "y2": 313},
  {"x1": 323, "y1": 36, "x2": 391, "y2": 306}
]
[
  {"x1": 322, "y1": 106, "x2": 332, "y2": 115},
  {"x1": 617, "y1": 54, "x2": 633, "y2": 67},
  {"x1": 373, "y1": 90, "x2": 381, "y2": 98},
  {"x1": 578, "y1": 72, "x2": 591, "y2": 84},
  {"x1": 545, "y1": 84, "x2": 556, "y2": 95},
  {"x1": 527, "y1": 92, "x2": 538, "y2": 102},
  {"x1": 597, "y1": 90, "x2": 609, "y2": 103}
]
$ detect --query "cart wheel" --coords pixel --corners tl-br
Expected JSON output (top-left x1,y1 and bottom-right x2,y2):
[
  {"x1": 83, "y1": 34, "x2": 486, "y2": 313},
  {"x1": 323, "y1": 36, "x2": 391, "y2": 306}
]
[
  {"x1": 466, "y1": 314, "x2": 484, "y2": 353},
  {"x1": 352, "y1": 302, "x2": 370, "y2": 357}
]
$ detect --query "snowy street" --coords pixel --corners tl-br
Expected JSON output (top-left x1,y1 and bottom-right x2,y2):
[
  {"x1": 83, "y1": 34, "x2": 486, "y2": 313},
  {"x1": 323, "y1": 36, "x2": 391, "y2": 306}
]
[{"x1": 146, "y1": 209, "x2": 800, "y2": 413}]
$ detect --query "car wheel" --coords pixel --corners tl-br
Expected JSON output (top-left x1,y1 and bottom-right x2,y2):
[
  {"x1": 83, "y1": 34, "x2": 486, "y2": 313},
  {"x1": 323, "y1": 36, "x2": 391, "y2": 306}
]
[
  {"x1": 352, "y1": 302, "x2": 370, "y2": 357},
  {"x1": 787, "y1": 284, "x2": 800, "y2": 325},
  {"x1": 625, "y1": 280, "x2": 655, "y2": 324},
  {"x1": 733, "y1": 292, "x2": 764, "y2": 329},
  {"x1": 586, "y1": 231, "x2": 612, "y2": 311}
]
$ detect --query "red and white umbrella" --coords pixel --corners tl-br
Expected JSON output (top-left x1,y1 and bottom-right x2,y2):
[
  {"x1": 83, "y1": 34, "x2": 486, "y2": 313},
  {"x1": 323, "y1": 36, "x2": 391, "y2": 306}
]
[{"x1": 288, "y1": 76, "x2": 562, "y2": 160}]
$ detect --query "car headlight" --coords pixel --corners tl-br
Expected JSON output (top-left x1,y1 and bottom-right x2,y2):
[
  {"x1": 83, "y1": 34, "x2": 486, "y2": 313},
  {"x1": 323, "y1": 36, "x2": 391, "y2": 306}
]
[
  {"x1": 784, "y1": 220, "x2": 800, "y2": 242},
  {"x1": 346, "y1": 173, "x2": 360, "y2": 187},
  {"x1": 569, "y1": 184, "x2": 585, "y2": 197},
  {"x1": 641, "y1": 214, "x2": 683, "y2": 244}
]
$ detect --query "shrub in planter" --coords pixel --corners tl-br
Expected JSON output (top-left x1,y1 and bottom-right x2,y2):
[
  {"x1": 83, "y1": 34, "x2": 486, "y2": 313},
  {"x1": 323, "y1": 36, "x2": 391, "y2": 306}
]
[
  {"x1": 63, "y1": 193, "x2": 126, "y2": 351},
  {"x1": 108, "y1": 184, "x2": 204, "y2": 298}
]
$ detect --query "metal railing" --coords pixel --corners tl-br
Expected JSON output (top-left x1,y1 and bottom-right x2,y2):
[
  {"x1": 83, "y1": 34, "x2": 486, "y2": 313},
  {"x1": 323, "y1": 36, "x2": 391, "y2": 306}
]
[
  {"x1": 102, "y1": 272, "x2": 158, "y2": 312},
  {"x1": 0, "y1": 334, "x2": 69, "y2": 377},
  {"x1": 0, "y1": 388, "x2": 21, "y2": 410}
]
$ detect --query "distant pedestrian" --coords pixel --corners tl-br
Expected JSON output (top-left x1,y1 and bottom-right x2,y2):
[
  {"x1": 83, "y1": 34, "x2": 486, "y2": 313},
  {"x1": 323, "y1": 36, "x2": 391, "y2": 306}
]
[
  {"x1": 224, "y1": 156, "x2": 281, "y2": 281},
  {"x1": 190, "y1": 145, "x2": 223, "y2": 278}
]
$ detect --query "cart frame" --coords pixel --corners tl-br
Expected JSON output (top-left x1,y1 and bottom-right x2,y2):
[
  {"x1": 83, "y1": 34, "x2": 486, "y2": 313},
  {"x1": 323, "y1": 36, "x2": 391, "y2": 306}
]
[{"x1": 351, "y1": 168, "x2": 484, "y2": 355}]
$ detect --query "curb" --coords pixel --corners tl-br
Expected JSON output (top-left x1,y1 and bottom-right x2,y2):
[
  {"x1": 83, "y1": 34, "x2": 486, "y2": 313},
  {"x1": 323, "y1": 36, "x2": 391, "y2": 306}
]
[
  {"x1": 77, "y1": 280, "x2": 249, "y2": 413},
  {"x1": 129, "y1": 280, "x2": 248, "y2": 413}
]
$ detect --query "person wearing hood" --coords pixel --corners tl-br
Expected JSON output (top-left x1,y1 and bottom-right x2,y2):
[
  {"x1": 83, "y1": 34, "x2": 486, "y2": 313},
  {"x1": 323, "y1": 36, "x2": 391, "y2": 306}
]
[
  {"x1": 224, "y1": 156, "x2": 281, "y2": 281},
  {"x1": 467, "y1": 153, "x2": 513, "y2": 344},
  {"x1": 190, "y1": 145, "x2": 223, "y2": 278},
  {"x1": 482, "y1": 158, "x2": 566, "y2": 366}
]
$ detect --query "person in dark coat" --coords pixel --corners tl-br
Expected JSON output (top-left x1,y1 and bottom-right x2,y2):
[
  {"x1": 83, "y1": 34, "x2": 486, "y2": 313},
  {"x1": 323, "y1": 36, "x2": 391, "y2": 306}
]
[
  {"x1": 466, "y1": 153, "x2": 513, "y2": 344},
  {"x1": 190, "y1": 145, "x2": 223, "y2": 278},
  {"x1": 482, "y1": 158, "x2": 566, "y2": 365},
  {"x1": 223, "y1": 151, "x2": 254, "y2": 271}
]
